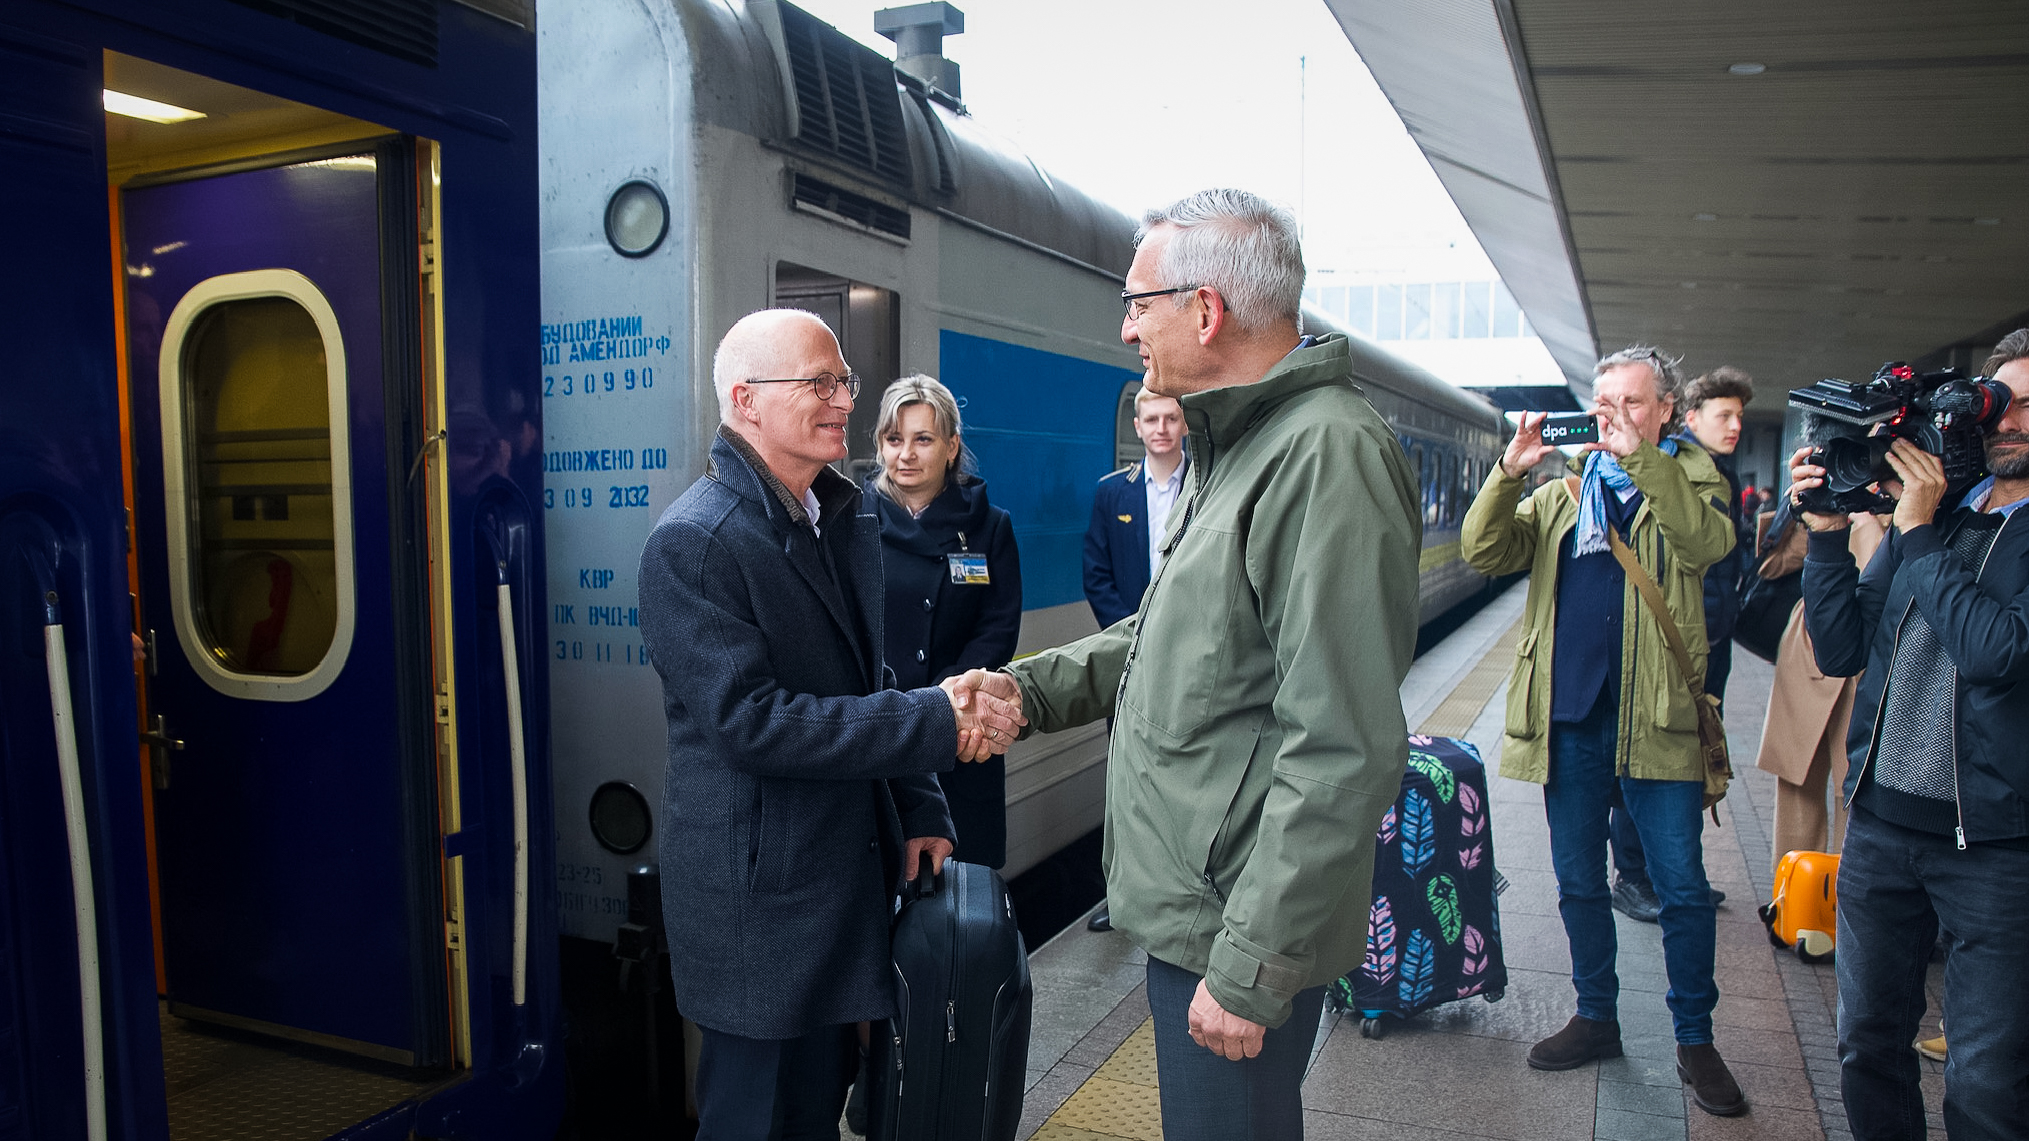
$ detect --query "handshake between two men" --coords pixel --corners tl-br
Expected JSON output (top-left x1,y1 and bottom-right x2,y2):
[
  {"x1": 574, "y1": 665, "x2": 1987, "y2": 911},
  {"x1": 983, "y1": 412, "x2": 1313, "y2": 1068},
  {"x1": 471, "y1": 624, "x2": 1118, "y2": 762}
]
[
  {"x1": 937, "y1": 669, "x2": 1027, "y2": 763},
  {"x1": 908, "y1": 671, "x2": 1029, "y2": 884}
]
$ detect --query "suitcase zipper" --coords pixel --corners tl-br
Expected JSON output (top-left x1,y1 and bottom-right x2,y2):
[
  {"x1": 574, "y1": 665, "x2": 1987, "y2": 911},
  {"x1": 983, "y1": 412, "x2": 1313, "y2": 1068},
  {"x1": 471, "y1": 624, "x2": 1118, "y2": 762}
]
[{"x1": 938, "y1": 870, "x2": 964, "y2": 1137}]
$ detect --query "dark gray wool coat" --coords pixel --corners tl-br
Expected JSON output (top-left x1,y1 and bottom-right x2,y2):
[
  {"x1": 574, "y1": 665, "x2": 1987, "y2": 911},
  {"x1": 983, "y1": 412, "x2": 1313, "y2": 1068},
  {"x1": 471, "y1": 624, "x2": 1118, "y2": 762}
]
[{"x1": 638, "y1": 429, "x2": 957, "y2": 1039}]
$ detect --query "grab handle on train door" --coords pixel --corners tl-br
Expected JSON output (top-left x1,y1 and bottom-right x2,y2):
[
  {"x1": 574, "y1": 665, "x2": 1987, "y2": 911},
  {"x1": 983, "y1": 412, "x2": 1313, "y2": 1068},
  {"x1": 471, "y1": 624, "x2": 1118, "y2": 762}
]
[
  {"x1": 32, "y1": 558, "x2": 108, "y2": 1141},
  {"x1": 483, "y1": 531, "x2": 530, "y2": 1008}
]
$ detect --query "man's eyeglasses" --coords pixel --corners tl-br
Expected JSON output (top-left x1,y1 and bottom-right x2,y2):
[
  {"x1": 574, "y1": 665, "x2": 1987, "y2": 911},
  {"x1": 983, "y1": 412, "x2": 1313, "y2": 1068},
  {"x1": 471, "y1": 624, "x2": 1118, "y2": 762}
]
[
  {"x1": 747, "y1": 371, "x2": 861, "y2": 401},
  {"x1": 1121, "y1": 284, "x2": 1200, "y2": 320}
]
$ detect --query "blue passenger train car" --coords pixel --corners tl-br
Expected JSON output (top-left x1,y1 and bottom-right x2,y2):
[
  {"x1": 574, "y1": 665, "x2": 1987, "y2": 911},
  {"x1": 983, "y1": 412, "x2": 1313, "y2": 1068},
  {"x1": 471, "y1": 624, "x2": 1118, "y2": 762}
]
[{"x1": 0, "y1": 2, "x2": 558, "y2": 1138}]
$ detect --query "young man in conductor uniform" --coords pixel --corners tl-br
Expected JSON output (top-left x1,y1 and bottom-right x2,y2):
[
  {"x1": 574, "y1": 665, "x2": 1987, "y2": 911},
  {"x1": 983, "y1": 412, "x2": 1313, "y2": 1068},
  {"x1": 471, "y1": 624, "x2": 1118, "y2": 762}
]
[
  {"x1": 636, "y1": 309, "x2": 1023, "y2": 1140},
  {"x1": 1084, "y1": 387, "x2": 1188, "y2": 629},
  {"x1": 1080, "y1": 386, "x2": 1186, "y2": 932},
  {"x1": 956, "y1": 189, "x2": 1423, "y2": 1141}
]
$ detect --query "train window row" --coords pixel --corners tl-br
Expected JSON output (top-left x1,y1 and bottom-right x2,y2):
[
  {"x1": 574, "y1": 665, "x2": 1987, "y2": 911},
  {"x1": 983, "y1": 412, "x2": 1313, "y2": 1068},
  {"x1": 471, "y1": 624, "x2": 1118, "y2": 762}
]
[
  {"x1": 1403, "y1": 435, "x2": 1486, "y2": 532},
  {"x1": 1108, "y1": 382, "x2": 1489, "y2": 533}
]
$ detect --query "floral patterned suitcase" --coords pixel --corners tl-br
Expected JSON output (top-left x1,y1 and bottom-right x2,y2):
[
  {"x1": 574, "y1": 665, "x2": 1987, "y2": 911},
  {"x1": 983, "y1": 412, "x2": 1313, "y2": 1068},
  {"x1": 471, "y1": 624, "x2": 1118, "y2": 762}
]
[{"x1": 1328, "y1": 735, "x2": 1508, "y2": 1037}]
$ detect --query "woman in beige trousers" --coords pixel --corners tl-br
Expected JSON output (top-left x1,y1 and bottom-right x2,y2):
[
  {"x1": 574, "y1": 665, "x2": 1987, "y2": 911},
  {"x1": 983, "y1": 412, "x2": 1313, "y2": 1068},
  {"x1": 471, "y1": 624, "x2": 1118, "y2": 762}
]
[{"x1": 1752, "y1": 512, "x2": 1888, "y2": 872}]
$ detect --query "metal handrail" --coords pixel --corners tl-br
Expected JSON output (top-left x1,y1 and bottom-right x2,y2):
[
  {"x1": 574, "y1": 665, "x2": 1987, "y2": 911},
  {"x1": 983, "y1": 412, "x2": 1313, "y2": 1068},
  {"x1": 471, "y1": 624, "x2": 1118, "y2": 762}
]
[
  {"x1": 43, "y1": 588, "x2": 106, "y2": 1141},
  {"x1": 493, "y1": 565, "x2": 529, "y2": 1008}
]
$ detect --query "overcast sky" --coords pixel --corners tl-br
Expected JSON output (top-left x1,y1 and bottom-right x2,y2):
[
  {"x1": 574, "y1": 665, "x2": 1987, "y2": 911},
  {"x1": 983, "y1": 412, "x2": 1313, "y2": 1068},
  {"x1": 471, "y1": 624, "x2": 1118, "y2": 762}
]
[{"x1": 788, "y1": 0, "x2": 1501, "y2": 282}]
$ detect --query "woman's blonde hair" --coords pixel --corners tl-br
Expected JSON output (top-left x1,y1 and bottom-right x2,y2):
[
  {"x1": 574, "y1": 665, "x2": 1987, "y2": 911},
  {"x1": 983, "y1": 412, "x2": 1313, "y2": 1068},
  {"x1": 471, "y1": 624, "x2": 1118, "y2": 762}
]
[{"x1": 874, "y1": 374, "x2": 976, "y2": 502}]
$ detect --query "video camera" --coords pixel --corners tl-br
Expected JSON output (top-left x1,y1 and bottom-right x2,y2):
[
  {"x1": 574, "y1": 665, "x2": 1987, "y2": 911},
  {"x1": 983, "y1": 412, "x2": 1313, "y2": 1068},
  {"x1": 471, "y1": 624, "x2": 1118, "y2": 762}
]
[{"x1": 1787, "y1": 361, "x2": 2013, "y2": 513}]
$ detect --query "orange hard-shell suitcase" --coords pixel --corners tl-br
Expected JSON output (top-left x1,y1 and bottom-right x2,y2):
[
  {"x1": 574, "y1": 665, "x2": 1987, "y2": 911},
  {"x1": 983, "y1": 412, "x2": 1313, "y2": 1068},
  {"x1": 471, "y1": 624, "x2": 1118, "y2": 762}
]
[{"x1": 1760, "y1": 850, "x2": 1839, "y2": 963}]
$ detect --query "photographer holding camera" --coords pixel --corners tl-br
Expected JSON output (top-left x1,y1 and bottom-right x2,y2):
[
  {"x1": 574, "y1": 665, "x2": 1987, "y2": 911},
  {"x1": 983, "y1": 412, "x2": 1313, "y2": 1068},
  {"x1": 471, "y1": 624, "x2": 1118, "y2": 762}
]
[
  {"x1": 1791, "y1": 329, "x2": 2029, "y2": 1139},
  {"x1": 1463, "y1": 347, "x2": 1744, "y2": 1114}
]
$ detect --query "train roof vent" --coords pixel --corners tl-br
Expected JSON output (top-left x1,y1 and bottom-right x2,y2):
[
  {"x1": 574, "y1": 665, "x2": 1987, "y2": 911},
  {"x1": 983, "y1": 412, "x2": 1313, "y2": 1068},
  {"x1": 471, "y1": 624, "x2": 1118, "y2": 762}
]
[
  {"x1": 876, "y1": 2, "x2": 963, "y2": 102},
  {"x1": 791, "y1": 172, "x2": 912, "y2": 241},
  {"x1": 227, "y1": 0, "x2": 437, "y2": 67},
  {"x1": 776, "y1": 3, "x2": 912, "y2": 186}
]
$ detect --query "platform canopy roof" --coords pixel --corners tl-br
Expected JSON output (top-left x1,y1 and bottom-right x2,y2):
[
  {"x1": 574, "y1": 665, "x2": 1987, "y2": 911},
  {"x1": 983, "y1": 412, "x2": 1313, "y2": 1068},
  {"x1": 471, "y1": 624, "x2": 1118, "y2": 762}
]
[{"x1": 1325, "y1": 0, "x2": 2029, "y2": 417}]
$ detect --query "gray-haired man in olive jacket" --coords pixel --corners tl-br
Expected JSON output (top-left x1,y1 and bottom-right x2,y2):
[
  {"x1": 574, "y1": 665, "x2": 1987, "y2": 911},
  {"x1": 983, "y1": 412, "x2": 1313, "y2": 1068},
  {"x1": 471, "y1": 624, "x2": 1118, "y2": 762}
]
[{"x1": 956, "y1": 189, "x2": 1422, "y2": 1141}]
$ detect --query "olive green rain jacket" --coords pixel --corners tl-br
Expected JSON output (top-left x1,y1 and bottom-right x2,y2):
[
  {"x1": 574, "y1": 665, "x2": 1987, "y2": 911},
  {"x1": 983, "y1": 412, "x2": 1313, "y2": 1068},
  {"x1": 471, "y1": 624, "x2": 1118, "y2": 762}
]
[
  {"x1": 1005, "y1": 335, "x2": 1422, "y2": 1029},
  {"x1": 1458, "y1": 440, "x2": 1735, "y2": 785}
]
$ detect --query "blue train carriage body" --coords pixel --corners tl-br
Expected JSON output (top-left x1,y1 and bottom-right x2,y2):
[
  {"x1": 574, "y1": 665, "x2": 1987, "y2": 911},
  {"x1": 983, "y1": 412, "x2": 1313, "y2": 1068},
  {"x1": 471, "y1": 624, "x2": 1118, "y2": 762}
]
[
  {"x1": 0, "y1": 2, "x2": 557, "y2": 1139},
  {"x1": 534, "y1": 0, "x2": 1143, "y2": 962}
]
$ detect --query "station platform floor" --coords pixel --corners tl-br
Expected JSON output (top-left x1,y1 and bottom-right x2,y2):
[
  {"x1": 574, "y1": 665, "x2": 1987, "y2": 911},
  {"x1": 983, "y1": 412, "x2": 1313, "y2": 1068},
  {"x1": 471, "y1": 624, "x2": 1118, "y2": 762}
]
[{"x1": 1012, "y1": 583, "x2": 1951, "y2": 1141}]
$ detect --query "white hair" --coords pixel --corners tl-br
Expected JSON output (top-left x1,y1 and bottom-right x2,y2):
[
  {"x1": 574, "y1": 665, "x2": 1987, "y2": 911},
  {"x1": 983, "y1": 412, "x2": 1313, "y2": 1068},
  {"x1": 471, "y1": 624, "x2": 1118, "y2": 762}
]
[
  {"x1": 713, "y1": 308, "x2": 836, "y2": 425},
  {"x1": 1595, "y1": 345, "x2": 1685, "y2": 431},
  {"x1": 1136, "y1": 189, "x2": 1306, "y2": 334}
]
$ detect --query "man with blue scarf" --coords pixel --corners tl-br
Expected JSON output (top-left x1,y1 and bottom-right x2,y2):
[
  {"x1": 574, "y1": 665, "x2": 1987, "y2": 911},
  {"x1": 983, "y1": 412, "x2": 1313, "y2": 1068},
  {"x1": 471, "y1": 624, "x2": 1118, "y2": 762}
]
[{"x1": 1462, "y1": 347, "x2": 1741, "y2": 1114}]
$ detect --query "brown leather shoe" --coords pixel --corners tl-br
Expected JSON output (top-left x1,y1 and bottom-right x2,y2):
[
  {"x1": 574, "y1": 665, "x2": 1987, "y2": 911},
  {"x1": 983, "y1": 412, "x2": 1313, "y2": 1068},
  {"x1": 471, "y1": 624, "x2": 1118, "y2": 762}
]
[
  {"x1": 1527, "y1": 1015, "x2": 1623, "y2": 1070},
  {"x1": 1677, "y1": 1043, "x2": 1747, "y2": 1116}
]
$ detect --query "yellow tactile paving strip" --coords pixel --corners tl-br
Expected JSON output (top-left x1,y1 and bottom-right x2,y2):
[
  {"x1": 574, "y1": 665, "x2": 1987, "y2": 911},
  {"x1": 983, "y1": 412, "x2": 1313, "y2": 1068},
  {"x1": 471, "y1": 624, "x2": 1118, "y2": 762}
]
[
  {"x1": 1415, "y1": 616, "x2": 1521, "y2": 738},
  {"x1": 1035, "y1": 1019, "x2": 1164, "y2": 1140}
]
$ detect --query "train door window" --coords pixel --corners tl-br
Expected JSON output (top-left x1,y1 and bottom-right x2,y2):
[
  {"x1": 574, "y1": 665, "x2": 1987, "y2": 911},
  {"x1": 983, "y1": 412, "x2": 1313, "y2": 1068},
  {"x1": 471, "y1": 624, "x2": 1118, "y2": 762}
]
[
  {"x1": 1435, "y1": 448, "x2": 1450, "y2": 526},
  {"x1": 1441, "y1": 451, "x2": 1457, "y2": 526},
  {"x1": 775, "y1": 261, "x2": 898, "y2": 482},
  {"x1": 1431, "y1": 451, "x2": 1445, "y2": 525},
  {"x1": 160, "y1": 270, "x2": 354, "y2": 698},
  {"x1": 1425, "y1": 449, "x2": 1440, "y2": 528},
  {"x1": 1408, "y1": 443, "x2": 1429, "y2": 525},
  {"x1": 1115, "y1": 379, "x2": 1142, "y2": 470}
]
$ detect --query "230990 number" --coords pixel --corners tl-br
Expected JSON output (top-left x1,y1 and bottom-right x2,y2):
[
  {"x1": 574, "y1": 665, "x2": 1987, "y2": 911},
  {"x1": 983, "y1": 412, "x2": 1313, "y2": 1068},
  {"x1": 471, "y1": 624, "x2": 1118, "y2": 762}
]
[{"x1": 609, "y1": 485, "x2": 651, "y2": 508}]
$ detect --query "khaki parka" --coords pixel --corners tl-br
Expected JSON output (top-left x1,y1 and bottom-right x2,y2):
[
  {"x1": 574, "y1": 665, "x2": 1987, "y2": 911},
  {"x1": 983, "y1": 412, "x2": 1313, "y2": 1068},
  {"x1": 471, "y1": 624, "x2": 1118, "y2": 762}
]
[
  {"x1": 1459, "y1": 440, "x2": 1735, "y2": 785},
  {"x1": 1006, "y1": 335, "x2": 1422, "y2": 1029}
]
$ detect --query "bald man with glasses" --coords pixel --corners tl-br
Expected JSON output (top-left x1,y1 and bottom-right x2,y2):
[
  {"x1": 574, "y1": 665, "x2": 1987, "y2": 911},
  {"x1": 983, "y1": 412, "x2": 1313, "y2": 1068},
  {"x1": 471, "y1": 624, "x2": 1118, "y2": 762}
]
[{"x1": 637, "y1": 308, "x2": 1024, "y2": 1139}]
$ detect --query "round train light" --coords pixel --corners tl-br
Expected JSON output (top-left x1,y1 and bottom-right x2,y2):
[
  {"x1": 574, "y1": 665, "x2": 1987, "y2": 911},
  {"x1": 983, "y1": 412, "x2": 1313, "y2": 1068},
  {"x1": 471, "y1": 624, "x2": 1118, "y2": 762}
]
[
  {"x1": 604, "y1": 179, "x2": 669, "y2": 258},
  {"x1": 589, "y1": 781, "x2": 652, "y2": 855}
]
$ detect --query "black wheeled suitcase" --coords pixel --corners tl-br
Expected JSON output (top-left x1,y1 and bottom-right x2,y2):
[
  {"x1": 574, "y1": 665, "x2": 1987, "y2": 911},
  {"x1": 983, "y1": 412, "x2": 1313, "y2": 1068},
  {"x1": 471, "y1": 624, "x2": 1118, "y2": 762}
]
[
  {"x1": 1328, "y1": 734, "x2": 1509, "y2": 1038},
  {"x1": 867, "y1": 858, "x2": 1031, "y2": 1141}
]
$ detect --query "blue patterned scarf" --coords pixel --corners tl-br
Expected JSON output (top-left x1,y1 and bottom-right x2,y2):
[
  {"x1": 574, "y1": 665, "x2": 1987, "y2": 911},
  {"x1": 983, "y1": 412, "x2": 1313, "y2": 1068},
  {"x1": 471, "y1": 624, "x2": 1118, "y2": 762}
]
[{"x1": 1573, "y1": 437, "x2": 1678, "y2": 556}]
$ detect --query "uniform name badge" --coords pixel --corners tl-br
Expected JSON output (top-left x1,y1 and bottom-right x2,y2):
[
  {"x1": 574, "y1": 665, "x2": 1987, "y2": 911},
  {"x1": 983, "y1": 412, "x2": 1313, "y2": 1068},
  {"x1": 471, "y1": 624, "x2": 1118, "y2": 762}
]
[{"x1": 947, "y1": 553, "x2": 990, "y2": 585}]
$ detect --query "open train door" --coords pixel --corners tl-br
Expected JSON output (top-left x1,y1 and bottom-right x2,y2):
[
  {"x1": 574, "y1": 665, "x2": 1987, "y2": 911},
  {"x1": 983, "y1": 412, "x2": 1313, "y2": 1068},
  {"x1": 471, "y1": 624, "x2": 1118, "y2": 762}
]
[{"x1": 122, "y1": 138, "x2": 449, "y2": 1068}]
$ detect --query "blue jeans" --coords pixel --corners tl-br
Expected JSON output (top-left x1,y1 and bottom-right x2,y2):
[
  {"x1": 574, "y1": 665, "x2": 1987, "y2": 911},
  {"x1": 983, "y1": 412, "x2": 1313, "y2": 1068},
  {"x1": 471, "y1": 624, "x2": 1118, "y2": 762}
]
[
  {"x1": 1545, "y1": 693, "x2": 1718, "y2": 1043},
  {"x1": 1836, "y1": 806, "x2": 2029, "y2": 1140},
  {"x1": 1610, "y1": 804, "x2": 1648, "y2": 883},
  {"x1": 1146, "y1": 955, "x2": 1326, "y2": 1141}
]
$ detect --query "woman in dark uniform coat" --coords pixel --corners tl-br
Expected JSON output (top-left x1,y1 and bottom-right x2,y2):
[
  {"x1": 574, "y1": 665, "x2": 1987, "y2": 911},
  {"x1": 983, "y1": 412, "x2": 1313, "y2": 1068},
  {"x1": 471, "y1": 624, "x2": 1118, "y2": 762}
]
[{"x1": 866, "y1": 374, "x2": 1023, "y2": 867}]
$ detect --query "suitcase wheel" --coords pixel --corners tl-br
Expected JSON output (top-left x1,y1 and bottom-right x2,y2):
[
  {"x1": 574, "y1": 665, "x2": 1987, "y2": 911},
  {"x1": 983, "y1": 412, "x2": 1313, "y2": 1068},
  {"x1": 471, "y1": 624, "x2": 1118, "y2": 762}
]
[
  {"x1": 1759, "y1": 902, "x2": 1788, "y2": 948},
  {"x1": 1797, "y1": 929, "x2": 1836, "y2": 965},
  {"x1": 1481, "y1": 987, "x2": 1506, "y2": 1004},
  {"x1": 1359, "y1": 1016, "x2": 1386, "y2": 1040}
]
